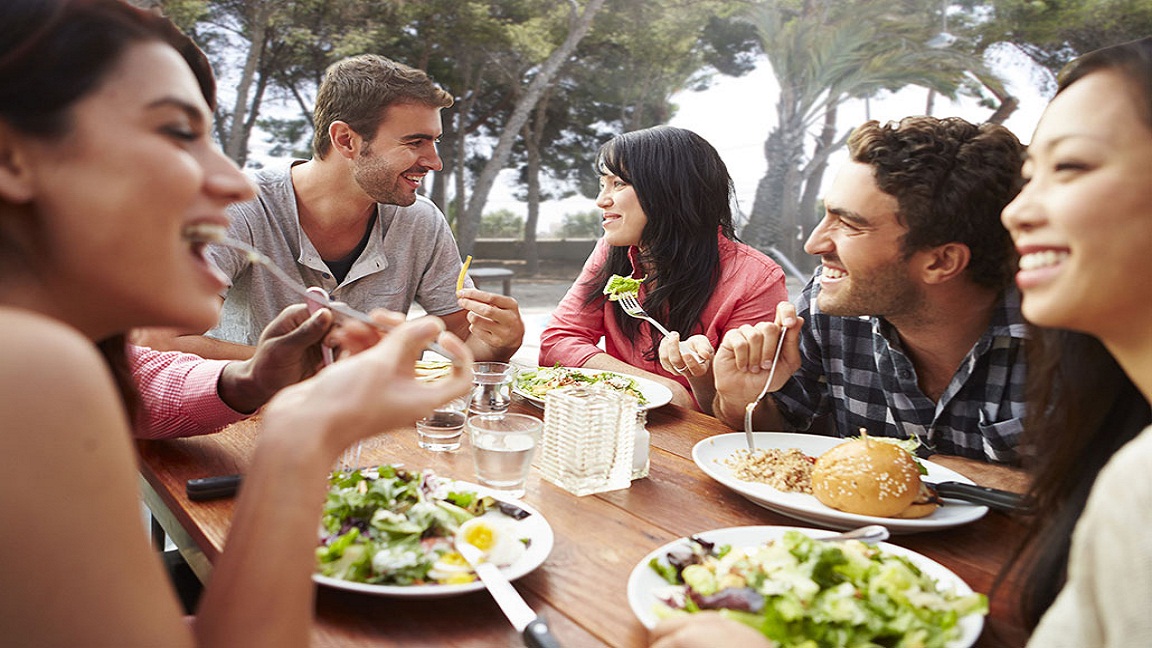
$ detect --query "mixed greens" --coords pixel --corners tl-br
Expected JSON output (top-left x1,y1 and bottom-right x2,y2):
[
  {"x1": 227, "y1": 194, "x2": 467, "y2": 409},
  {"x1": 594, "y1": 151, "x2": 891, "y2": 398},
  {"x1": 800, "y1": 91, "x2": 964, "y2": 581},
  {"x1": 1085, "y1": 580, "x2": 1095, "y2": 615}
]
[
  {"x1": 315, "y1": 465, "x2": 528, "y2": 586},
  {"x1": 649, "y1": 530, "x2": 987, "y2": 647},
  {"x1": 515, "y1": 364, "x2": 649, "y2": 406},
  {"x1": 603, "y1": 274, "x2": 645, "y2": 300}
]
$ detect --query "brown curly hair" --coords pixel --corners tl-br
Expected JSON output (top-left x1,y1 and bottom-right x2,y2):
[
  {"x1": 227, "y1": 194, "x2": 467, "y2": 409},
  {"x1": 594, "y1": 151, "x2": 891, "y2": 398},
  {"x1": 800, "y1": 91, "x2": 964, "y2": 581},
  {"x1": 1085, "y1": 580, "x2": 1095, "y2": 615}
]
[{"x1": 846, "y1": 116, "x2": 1024, "y2": 290}]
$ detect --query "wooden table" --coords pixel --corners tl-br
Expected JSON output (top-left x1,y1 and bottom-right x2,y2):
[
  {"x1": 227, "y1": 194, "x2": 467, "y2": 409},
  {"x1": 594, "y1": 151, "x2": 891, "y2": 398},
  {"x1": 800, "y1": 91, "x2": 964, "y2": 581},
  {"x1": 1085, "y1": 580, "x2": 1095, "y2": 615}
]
[{"x1": 138, "y1": 401, "x2": 1030, "y2": 647}]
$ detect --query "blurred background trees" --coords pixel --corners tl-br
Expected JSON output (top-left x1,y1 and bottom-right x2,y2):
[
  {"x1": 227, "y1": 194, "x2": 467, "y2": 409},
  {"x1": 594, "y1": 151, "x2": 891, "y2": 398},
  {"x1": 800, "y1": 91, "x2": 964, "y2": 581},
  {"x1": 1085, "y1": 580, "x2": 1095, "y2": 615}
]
[{"x1": 142, "y1": 0, "x2": 1150, "y2": 277}]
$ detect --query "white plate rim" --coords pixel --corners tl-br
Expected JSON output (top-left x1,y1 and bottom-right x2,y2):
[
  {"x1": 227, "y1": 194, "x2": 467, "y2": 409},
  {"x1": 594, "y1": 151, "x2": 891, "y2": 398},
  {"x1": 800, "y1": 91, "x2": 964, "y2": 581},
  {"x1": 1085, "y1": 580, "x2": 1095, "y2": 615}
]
[
  {"x1": 312, "y1": 479, "x2": 554, "y2": 598},
  {"x1": 513, "y1": 366, "x2": 674, "y2": 411},
  {"x1": 626, "y1": 525, "x2": 983, "y2": 648},
  {"x1": 693, "y1": 433, "x2": 988, "y2": 533}
]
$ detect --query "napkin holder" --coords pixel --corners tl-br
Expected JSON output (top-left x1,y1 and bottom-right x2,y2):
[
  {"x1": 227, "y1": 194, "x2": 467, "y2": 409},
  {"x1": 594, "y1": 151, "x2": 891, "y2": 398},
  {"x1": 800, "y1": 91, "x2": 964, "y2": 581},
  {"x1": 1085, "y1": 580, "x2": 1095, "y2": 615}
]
[{"x1": 536, "y1": 385, "x2": 642, "y2": 496}]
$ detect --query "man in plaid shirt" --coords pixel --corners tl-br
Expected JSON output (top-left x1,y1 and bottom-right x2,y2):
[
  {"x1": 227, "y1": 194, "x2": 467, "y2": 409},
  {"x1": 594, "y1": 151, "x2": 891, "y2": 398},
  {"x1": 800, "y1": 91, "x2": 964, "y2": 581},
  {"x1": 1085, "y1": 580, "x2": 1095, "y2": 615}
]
[{"x1": 712, "y1": 116, "x2": 1027, "y2": 470}]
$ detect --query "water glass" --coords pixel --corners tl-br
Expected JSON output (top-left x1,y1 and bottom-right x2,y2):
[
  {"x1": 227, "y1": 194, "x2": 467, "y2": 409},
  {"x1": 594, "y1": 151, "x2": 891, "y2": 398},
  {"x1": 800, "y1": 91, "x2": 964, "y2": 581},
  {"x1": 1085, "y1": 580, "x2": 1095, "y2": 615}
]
[
  {"x1": 469, "y1": 361, "x2": 514, "y2": 419},
  {"x1": 415, "y1": 397, "x2": 467, "y2": 451},
  {"x1": 468, "y1": 413, "x2": 542, "y2": 498}
]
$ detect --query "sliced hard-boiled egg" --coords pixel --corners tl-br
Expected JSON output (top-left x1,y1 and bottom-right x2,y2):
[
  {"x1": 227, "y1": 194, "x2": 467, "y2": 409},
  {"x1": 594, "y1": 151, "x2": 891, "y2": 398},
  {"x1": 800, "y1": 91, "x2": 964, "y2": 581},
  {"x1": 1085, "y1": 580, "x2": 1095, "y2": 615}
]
[
  {"x1": 428, "y1": 550, "x2": 476, "y2": 584},
  {"x1": 457, "y1": 515, "x2": 527, "y2": 567}
]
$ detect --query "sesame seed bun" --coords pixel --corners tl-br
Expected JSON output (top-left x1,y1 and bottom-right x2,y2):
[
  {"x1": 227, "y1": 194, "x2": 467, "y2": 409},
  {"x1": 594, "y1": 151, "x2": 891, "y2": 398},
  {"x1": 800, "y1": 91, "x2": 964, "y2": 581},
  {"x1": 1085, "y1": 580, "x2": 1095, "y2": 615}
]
[{"x1": 811, "y1": 437, "x2": 922, "y2": 517}]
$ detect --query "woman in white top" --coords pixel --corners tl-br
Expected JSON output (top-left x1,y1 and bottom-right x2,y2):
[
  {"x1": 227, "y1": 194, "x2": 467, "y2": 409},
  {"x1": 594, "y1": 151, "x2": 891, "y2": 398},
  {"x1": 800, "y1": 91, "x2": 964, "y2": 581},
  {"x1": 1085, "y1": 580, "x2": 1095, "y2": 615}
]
[
  {"x1": 0, "y1": 1, "x2": 471, "y2": 644},
  {"x1": 1000, "y1": 36, "x2": 1152, "y2": 647}
]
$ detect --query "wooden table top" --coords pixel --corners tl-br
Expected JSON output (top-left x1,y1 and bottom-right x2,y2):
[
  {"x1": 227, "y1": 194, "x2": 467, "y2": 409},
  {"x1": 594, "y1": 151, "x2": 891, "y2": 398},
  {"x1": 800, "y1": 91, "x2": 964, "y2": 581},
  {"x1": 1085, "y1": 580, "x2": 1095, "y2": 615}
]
[{"x1": 137, "y1": 400, "x2": 1030, "y2": 647}]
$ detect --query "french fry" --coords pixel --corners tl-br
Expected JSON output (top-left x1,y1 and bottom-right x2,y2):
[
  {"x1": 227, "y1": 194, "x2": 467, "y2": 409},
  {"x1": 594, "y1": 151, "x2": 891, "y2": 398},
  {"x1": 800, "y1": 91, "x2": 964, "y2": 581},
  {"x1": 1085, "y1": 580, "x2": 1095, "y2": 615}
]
[{"x1": 456, "y1": 254, "x2": 473, "y2": 292}]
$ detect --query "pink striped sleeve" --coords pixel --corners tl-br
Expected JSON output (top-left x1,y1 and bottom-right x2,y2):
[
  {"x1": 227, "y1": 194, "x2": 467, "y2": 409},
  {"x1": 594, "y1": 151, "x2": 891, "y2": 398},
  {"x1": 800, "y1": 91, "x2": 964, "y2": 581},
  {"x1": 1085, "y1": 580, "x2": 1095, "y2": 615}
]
[{"x1": 129, "y1": 345, "x2": 248, "y2": 439}]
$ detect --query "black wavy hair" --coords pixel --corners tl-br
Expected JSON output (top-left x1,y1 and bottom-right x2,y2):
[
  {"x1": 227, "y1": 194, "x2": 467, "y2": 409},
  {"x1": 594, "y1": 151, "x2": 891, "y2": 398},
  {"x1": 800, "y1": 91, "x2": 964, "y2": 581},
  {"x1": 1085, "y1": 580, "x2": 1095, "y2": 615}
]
[{"x1": 582, "y1": 126, "x2": 738, "y2": 361}]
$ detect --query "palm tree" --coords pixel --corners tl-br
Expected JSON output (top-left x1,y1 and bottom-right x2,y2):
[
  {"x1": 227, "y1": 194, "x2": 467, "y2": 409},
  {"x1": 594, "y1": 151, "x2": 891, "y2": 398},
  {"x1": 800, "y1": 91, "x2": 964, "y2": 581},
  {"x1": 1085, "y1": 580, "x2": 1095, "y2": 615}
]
[{"x1": 739, "y1": 0, "x2": 1014, "y2": 270}]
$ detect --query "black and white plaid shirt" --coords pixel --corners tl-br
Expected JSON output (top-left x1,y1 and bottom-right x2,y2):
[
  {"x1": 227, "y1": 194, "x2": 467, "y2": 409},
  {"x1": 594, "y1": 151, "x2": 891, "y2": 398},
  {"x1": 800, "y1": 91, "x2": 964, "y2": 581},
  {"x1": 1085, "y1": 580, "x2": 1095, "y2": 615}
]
[{"x1": 773, "y1": 276, "x2": 1028, "y2": 464}]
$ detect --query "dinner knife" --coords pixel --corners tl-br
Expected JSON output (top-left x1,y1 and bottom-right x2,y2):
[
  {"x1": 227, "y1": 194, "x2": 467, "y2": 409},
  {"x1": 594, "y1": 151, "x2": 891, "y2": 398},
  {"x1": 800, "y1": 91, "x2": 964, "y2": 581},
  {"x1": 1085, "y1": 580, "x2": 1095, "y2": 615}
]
[
  {"x1": 456, "y1": 541, "x2": 562, "y2": 648},
  {"x1": 925, "y1": 480, "x2": 1030, "y2": 513}
]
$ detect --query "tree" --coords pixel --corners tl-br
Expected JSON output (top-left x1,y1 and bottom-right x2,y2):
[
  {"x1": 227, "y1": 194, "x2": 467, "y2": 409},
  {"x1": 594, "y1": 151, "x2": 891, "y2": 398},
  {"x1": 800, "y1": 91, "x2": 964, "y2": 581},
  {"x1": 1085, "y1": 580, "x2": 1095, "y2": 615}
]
[
  {"x1": 455, "y1": 0, "x2": 609, "y2": 258},
  {"x1": 558, "y1": 210, "x2": 605, "y2": 239},
  {"x1": 480, "y1": 209, "x2": 526, "y2": 238},
  {"x1": 736, "y1": 0, "x2": 1015, "y2": 269},
  {"x1": 509, "y1": 0, "x2": 753, "y2": 274},
  {"x1": 161, "y1": 0, "x2": 397, "y2": 166},
  {"x1": 974, "y1": 0, "x2": 1152, "y2": 76}
]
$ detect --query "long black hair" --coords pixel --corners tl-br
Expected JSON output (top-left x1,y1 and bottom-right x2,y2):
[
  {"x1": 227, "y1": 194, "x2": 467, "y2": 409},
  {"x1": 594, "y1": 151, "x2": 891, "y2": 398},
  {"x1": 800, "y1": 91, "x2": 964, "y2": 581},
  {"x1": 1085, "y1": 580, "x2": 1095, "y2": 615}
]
[
  {"x1": 996, "y1": 37, "x2": 1152, "y2": 628},
  {"x1": 0, "y1": 0, "x2": 217, "y2": 417},
  {"x1": 583, "y1": 126, "x2": 737, "y2": 361}
]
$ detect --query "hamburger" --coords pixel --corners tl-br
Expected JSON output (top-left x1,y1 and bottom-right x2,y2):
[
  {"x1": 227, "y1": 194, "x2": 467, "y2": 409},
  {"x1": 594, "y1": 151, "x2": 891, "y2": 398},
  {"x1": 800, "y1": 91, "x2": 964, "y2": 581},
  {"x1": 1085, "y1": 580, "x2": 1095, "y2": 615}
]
[{"x1": 811, "y1": 434, "x2": 938, "y2": 518}]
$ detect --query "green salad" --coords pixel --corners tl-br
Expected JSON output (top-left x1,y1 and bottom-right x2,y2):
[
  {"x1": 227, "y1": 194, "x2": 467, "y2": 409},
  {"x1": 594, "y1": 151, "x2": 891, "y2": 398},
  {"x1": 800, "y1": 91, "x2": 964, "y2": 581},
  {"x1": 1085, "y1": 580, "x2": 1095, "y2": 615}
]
[
  {"x1": 515, "y1": 365, "x2": 648, "y2": 406},
  {"x1": 648, "y1": 530, "x2": 987, "y2": 647},
  {"x1": 603, "y1": 274, "x2": 645, "y2": 300},
  {"x1": 315, "y1": 465, "x2": 530, "y2": 586}
]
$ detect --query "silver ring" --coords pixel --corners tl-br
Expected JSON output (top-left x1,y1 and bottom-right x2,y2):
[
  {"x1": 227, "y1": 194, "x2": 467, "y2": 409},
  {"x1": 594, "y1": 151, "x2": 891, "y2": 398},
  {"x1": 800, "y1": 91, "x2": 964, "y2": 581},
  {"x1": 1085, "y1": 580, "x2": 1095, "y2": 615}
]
[{"x1": 672, "y1": 364, "x2": 688, "y2": 373}]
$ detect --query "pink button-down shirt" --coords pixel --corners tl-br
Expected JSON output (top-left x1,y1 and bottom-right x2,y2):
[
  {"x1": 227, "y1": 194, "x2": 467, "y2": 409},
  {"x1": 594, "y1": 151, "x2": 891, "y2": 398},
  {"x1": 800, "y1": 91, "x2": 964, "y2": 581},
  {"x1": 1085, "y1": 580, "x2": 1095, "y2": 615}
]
[{"x1": 540, "y1": 236, "x2": 788, "y2": 390}]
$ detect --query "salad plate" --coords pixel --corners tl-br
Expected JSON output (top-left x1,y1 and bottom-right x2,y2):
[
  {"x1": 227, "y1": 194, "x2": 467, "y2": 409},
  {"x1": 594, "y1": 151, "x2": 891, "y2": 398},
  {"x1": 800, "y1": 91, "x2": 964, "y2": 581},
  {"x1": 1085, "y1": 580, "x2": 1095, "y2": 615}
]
[
  {"x1": 313, "y1": 477, "x2": 554, "y2": 599},
  {"x1": 513, "y1": 366, "x2": 673, "y2": 411},
  {"x1": 693, "y1": 433, "x2": 987, "y2": 533},
  {"x1": 627, "y1": 525, "x2": 984, "y2": 648}
]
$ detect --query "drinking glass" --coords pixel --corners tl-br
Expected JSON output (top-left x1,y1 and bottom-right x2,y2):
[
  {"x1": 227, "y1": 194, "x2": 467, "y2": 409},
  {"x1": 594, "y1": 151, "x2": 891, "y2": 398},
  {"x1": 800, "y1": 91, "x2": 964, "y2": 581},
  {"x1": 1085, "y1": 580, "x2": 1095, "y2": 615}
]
[
  {"x1": 469, "y1": 361, "x2": 514, "y2": 419},
  {"x1": 468, "y1": 413, "x2": 542, "y2": 498},
  {"x1": 415, "y1": 397, "x2": 467, "y2": 451}
]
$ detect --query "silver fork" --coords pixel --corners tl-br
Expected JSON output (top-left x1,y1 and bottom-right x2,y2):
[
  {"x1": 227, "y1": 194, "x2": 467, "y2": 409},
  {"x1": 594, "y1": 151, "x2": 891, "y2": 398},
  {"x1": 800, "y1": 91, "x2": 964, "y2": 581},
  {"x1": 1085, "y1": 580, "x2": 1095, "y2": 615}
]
[
  {"x1": 743, "y1": 328, "x2": 787, "y2": 450},
  {"x1": 616, "y1": 293, "x2": 706, "y2": 367},
  {"x1": 305, "y1": 287, "x2": 360, "y2": 474},
  {"x1": 184, "y1": 225, "x2": 457, "y2": 361}
]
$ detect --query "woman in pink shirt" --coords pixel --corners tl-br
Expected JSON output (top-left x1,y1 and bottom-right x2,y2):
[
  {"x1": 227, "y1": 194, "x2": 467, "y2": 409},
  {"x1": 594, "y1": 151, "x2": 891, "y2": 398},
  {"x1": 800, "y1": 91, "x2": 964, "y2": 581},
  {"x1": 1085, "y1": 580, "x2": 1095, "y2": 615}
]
[{"x1": 540, "y1": 126, "x2": 788, "y2": 411}]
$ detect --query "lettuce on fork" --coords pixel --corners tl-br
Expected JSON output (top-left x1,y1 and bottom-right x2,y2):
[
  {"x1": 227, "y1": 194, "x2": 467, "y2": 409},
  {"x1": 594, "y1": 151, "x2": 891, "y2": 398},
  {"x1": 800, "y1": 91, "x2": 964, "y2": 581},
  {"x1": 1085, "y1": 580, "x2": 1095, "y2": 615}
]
[{"x1": 603, "y1": 274, "x2": 645, "y2": 301}]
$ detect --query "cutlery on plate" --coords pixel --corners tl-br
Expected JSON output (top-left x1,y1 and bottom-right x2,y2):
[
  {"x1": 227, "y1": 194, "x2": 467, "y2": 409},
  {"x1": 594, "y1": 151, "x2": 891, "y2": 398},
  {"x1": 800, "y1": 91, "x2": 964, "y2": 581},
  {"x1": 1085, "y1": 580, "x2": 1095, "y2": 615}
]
[
  {"x1": 455, "y1": 538, "x2": 562, "y2": 648},
  {"x1": 819, "y1": 524, "x2": 889, "y2": 544},
  {"x1": 743, "y1": 327, "x2": 788, "y2": 451},
  {"x1": 924, "y1": 481, "x2": 1030, "y2": 513},
  {"x1": 183, "y1": 224, "x2": 457, "y2": 361},
  {"x1": 616, "y1": 292, "x2": 706, "y2": 367}
]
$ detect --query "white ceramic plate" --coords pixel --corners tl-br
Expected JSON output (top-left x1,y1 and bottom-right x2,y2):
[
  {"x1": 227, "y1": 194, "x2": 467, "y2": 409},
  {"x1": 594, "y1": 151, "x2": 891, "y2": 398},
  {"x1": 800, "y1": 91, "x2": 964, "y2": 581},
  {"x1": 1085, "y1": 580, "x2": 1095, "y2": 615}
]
[
  {"x1": 312, "y1": 481, "x2": 554, "y2": 598},
  {"x1": 513, "y1": 366, "x2": 674, "y2": 411},
  {"x1": 693, "y1": 433, "x2": 988, "y2": 533},
  {"x1": 627, "y1": 525, "x2": 983, "y2": 648}
]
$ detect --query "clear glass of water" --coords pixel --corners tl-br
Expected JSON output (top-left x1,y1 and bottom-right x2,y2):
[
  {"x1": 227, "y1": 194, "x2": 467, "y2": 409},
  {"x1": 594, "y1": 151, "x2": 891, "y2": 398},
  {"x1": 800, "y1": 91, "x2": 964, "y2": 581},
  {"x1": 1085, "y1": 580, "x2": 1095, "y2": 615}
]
[
  {"x1": 468, "y1": 413, "x2": 542, "y2": 498},
  {"x1": 415, "y1": 397, "x2": 467, "y2": 451},
  {"x1": 469, "y1": 361, "x2": 514, "y2": 419}
]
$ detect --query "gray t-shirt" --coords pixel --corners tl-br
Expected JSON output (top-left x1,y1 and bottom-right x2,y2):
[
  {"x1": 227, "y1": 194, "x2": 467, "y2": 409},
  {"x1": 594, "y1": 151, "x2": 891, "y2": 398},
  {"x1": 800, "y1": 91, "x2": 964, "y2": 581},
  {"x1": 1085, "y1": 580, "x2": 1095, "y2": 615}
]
[{"x1": 207, "y1": 160, "x2": 470, "y2": 346}]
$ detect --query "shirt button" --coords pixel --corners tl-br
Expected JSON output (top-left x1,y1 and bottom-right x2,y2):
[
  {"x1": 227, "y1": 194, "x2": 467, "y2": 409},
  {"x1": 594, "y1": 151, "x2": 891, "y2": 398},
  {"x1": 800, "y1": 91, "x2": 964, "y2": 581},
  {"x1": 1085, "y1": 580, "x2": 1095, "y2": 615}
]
[{"x1": 899, "y1": 370, "x2": 911, "y2": 379}]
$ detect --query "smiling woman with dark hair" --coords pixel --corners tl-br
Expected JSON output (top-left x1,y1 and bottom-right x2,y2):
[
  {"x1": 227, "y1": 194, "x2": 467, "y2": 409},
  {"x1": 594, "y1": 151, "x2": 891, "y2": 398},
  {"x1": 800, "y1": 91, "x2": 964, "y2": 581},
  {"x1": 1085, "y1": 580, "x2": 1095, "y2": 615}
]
[
  {"x1": 539, "y1": 126, "x2": 788, "y2": 412},
  {"x1": 1000, "y1": 36, "x2": 1152, "y2": 647},
  {"x1": 0, "y1": 0, "x2": 472, "y2": 643}
]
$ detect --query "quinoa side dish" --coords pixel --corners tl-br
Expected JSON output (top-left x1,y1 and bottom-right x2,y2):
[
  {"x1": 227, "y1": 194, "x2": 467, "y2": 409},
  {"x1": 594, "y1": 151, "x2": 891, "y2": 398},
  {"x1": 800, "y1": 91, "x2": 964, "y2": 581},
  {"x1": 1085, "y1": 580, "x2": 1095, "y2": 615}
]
[{"x1": 724, "y1": 448, "x2": 815, "y2": 494}]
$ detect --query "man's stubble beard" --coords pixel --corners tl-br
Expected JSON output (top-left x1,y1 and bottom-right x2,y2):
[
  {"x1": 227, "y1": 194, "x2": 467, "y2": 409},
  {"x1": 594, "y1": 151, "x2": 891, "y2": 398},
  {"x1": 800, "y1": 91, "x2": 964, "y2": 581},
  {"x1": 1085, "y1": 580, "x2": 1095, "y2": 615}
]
[{"x1": 817, "y1": 261, "x2": 923, "y2": 321}]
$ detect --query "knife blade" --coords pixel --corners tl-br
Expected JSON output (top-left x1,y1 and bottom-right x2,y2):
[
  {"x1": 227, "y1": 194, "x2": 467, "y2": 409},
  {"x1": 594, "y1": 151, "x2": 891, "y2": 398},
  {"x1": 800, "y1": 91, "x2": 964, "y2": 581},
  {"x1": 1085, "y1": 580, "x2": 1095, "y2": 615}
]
[
  {"x1": 456, "y1": 542, "x2": 562, "y2": 648},
  {"x1": 925, "y1": 480, "x2": 1030, "y2": 513}
]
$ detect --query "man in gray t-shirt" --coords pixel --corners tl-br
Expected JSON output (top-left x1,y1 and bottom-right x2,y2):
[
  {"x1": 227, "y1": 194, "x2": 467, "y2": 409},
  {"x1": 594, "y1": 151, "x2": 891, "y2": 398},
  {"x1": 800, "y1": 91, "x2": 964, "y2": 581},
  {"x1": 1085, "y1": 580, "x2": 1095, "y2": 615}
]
[
  {"x1": 137, "y1": 54, "x2": 524, "y2": 362},
  {"x1": 205, "y1": 161, "x2": 467, "y2": 347}
]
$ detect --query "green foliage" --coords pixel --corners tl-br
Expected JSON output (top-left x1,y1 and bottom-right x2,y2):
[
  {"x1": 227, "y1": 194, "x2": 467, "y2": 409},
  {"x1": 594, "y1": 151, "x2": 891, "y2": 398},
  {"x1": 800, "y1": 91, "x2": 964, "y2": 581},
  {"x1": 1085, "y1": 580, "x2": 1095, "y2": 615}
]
[
  {"x1": 974, "y1": 0, "x2": 1152, "y2": 75},
  {"x1": 480, "y1": 209, "x2": 526, "y2": 238},
  {"x1": 257, "y1": 117, "x2": 312, "y2": 159},
  {"x1": 557, "y1": 210, "x2": 604, "y2": 239}
]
